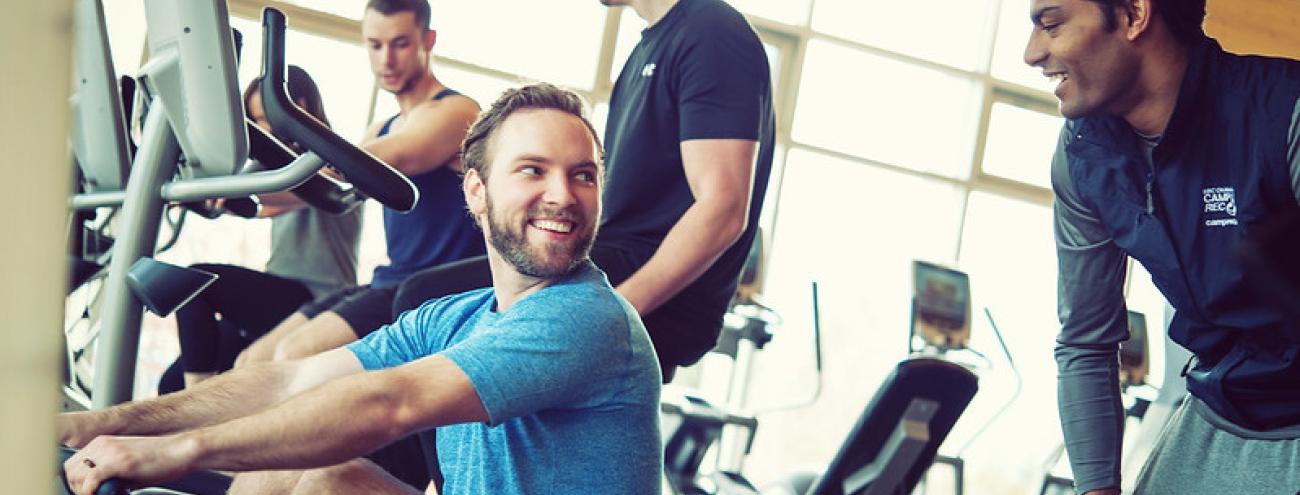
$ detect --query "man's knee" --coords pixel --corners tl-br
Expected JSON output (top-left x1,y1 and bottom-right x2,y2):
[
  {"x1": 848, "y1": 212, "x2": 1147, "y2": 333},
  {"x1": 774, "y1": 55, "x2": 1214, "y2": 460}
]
[
  {"x1": 270, "y1": 312, "x2": 357, "y2": 361},
  {"x1": 291, "y1": 461, "x2": 364, "y2": 494},
  {"x1": 228, "y1": 470, "x2": 302, "y2": 495},
  {"x1": 290, "y1": 459, "x2": 418, "y2": 495}
]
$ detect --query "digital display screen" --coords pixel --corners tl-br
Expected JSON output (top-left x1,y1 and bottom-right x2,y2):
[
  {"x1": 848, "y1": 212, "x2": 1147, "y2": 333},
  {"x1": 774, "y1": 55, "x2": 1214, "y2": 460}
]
[{"x1": 912, "y1": 260, "x2": 971, "y2": 350}]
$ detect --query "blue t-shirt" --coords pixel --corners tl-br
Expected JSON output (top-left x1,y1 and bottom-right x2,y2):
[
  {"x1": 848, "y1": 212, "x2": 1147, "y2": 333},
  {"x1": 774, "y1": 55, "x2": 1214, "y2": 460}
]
[{"x1": 347, "y1": 262, "x2": 663, "y2": 494}]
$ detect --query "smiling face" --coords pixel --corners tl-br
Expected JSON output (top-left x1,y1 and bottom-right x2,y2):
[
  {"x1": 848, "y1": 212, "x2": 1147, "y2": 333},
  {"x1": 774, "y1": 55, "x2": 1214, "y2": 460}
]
[
  {"x1": 465, "y1": 109, "x2": 602, "y2": 279},
  {"x1": 361, "y1": 9, "x2": 433, "y2": 95},
  {"x1": 1023, "y1": 0, "x2": 1142, "y2": 119}
]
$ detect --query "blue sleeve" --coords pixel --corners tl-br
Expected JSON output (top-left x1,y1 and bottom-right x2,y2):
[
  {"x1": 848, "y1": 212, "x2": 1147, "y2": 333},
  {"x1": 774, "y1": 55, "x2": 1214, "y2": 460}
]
[
  {"x1": 674, "y1": 17, "x2": 769, "y2": 142},
  {"x1": 1051, "y1": 122, "x2": 1129, "y2": 494},
  {"x1": 440, "y1": 288, "x2": 637, "y2": 426},
  {"x1": 347, "y1": 297, "x2": 455, "y2": 371}
]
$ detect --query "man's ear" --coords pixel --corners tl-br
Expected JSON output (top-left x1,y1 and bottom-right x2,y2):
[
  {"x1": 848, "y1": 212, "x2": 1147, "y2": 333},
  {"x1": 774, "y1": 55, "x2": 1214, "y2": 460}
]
[
  {"x1": 1124, "y1": 0, "x2": 1154, "y2": 41},
  {"x1": 423, "y1": 29, "x2": 437, "y2": 52},
  {"x1": 464, "y1": 168, "x2": 486, "y2": 218}
]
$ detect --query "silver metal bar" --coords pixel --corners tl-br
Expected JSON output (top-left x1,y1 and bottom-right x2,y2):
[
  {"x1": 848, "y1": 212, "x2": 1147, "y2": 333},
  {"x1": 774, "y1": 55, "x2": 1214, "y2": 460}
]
[
  {"x1": 91, "y1": 97, "x2": 181, "y2": 408},
  {"x1": 70, "y1": 190, "x2": 127, "y2": 209},
  {"x1": 70, "y1": 156, "x2": 306, "y2": 209},
  {"x1": 159, "y1": 152, "x2": 323, "y2": 202}
]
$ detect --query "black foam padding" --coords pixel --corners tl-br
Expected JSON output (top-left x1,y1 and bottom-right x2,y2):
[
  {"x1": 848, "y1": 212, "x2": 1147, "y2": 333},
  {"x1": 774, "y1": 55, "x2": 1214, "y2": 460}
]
[
  {"x1": 125, "y1": 258, "x2": 218, "y2": 317},
  {"x1": 259, "y1": 8, "x2": 416, "y2": 212},
  {"x1": 222, "y1": 196, "x2": 261, "y2": 218},
  {"x1": 808, "y1": 357, "x2": 979, "y2": 495},
  {"x1": 246, "y1": 119, "x2": 358, "y2": 215}
]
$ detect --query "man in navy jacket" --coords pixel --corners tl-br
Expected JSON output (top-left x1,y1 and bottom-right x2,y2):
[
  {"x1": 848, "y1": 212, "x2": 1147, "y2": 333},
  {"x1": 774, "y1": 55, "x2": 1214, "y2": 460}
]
[{"x1": 1024, "y1": 0, "x2": 1300, "y2": 493}]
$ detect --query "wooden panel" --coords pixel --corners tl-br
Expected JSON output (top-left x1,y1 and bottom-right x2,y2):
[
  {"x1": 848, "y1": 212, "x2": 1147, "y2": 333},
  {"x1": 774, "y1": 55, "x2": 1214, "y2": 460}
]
[{"x1": 1205, "y1": 0, "x2": 1300, "y2": 59}]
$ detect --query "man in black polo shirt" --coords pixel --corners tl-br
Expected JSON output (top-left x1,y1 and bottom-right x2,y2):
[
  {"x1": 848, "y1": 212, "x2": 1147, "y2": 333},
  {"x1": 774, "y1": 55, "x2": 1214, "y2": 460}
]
[
  {"x1": 595, "y1": 0, "x2": 774, "y2": 380},
  {"x1": 395, "y1": 0, "x2": 774, "y2": 382}
]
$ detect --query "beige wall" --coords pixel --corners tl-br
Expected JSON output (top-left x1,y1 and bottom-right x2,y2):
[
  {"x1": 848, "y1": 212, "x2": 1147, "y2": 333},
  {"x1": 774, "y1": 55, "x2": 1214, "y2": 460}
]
[
  {"x1": 0, "y1": 1, "x2": 73, "y2": 493},
  {"x1": 1206, "y1": 0, "x2": 1300, "y2": 59}
]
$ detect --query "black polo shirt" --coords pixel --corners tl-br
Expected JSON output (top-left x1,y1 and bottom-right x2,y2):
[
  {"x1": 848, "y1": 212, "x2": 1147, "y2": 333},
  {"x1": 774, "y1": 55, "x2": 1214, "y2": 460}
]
[{"x1": 599, "y1": 0, "x2": 775, "y2": 366}]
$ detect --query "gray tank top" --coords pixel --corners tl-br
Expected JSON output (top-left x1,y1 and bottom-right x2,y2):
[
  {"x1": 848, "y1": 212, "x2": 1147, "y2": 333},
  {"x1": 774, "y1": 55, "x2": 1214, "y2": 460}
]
[{"x1": 265, "y1": 204, "x2": 363, "y2": 297}]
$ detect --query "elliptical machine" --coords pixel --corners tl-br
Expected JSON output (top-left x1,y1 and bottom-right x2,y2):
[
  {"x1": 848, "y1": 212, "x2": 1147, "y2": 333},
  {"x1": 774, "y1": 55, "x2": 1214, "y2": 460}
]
[
  {"x1": 62, "y1": 0, "x2": 413, "y2": 412},
  {"x1": 662, "y1": 254, "x2": 987, "y2": 495},
  {"x1": 58, "y1": 2, "x2": 415, "y2": 493}
]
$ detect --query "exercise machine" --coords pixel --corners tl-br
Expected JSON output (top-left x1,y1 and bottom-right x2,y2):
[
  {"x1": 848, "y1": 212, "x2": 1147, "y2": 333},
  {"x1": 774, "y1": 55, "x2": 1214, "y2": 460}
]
[
  {"x1": 58, "y1": 1, "x2": 414, "y2": 492},
  {"x1": 663, "y1": 259, "x2": 986, "y2": 495},
  {"x1": 63, "y1": 0, "x2": 414, "y2": 411}
]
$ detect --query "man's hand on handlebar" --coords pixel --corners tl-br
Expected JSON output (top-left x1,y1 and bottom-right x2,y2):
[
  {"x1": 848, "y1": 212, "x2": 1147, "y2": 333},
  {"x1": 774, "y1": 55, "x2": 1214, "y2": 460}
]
[
  {"x1": 320, "y1": 165, "x2": 346, "y2": 182},
  {"x1": 63, "y1": 434, "x2": 199, "y2": 495},
  {"x1": 58, "y1": 411, "x2": 121, "y2": 450}
]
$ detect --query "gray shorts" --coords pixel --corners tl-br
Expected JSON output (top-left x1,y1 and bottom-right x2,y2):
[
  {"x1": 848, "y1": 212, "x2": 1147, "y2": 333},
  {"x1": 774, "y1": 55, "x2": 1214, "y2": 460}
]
[{"x1": 1135, "y1": 395, "x2": 1300, "y2": 494}]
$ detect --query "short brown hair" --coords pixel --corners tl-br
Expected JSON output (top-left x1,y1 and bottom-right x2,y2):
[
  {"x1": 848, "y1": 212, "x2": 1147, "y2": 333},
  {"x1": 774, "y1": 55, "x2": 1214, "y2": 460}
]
[
  {"x1": 461, "y1": 83, "x2": 604, "y2": 181},
  {"x1": 1086, "y1": 0, "x2": 1206, "y2": 45},
  {"x1": 365, "y1": 0, "x2": 431, "y2": 32}
]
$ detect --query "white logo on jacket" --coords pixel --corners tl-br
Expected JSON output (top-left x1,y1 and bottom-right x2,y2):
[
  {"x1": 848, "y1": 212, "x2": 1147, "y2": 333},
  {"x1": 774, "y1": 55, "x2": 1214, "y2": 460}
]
[
  {"x1": 1202, "y1": 186, "x2": 1238, "y2": 227},
  {"x1": 641, "y1": 63, "x2": 656, "y2": 77}
]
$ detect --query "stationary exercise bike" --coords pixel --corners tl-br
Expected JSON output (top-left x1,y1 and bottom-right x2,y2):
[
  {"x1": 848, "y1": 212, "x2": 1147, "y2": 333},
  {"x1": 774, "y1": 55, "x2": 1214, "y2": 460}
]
[
  {"x1": 62, "y1": 0, "x2": 411, "y2": 410},
  {"x1": 59, "y1": 1, "x2": 414, "y2": 492}
]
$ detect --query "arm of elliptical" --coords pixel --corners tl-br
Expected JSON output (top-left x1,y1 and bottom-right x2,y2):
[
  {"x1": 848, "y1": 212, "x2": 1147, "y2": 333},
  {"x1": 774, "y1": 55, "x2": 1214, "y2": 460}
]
[
  {"x1": 245, "y1": 118, "x2": 360, "y2": 215},
  {"x1": 259, "y1": 7, "x2": 416, "y2": 212}
]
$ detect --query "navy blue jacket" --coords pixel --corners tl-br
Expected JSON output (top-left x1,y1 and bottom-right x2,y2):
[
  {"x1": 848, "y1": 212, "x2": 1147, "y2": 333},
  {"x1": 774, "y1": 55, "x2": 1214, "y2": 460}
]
[{"x1": 1053, "y1": 38, "x2": 1300, "y2": 491}]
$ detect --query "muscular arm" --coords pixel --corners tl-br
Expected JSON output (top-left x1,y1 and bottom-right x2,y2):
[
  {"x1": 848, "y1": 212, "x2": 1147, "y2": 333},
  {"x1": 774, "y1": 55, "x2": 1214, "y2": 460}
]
[
  {"x1": 185, "y1": 353, "x2": 484, "y2": 472},
  {"x1": 616, "y1": 139, "x2": 756, "y2": 314},
  {"x1": 253, "y1": 189, "x2": 314, "y2": 218},
  {"x1": 59, "y1": 348, "x2": 363, "y2": 446},
  {"x1": 361, "y1": 96, "x2": 479, "y2": 176},
  {"x1": 1051, "y1": 124, "x2": 1130, "y2": 495}
]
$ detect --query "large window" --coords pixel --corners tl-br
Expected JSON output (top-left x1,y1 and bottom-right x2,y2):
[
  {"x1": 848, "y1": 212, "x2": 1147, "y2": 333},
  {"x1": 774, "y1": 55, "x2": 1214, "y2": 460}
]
[
  {"x1": 431, "y1": 1, "x2": 608, "y2": 90},
  {"x1": 793, "y1": 39, "x2": 982, "y2": 179},
  {"x1": 812, "y1": 0, "x2": 997, "y2": 71},
  {"x1": 981, "y1": 100, "x2": 1064, "y2": 188}
]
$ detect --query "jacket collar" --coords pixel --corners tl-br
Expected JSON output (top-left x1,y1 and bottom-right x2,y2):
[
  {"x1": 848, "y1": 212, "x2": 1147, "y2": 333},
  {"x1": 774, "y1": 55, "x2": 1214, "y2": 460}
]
[
  {"x1": 1069, "y1": 36, "x2": 1220, "y2": 156},
  {"x1": 1157, "y1": 36, "x2": 1219, "y2": 155}
]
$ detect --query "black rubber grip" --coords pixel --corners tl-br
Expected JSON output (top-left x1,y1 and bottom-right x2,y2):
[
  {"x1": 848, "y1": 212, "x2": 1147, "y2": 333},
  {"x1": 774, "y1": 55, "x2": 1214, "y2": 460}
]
[
  {"x1": 259, "y1": 8, "x2": 417, "y2": 212},
  {"x1": 246, "y1": 119, "x2": 357, "y2": 215}
]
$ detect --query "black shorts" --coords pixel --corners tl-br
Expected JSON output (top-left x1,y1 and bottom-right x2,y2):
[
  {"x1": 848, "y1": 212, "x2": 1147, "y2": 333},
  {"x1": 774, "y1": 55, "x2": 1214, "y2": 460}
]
[
  {"x1": 299, "y1": 284, "x2": 399, "y2": 338},
  {"x1": 364, "y1": 433, "x2": 434, "y2": 489}
]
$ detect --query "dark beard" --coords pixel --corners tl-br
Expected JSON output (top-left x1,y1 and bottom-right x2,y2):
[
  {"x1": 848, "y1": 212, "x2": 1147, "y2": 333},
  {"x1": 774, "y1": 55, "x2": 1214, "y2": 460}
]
[{"x1": 486, "y1": 197, "x2": 595, "y2": 278}]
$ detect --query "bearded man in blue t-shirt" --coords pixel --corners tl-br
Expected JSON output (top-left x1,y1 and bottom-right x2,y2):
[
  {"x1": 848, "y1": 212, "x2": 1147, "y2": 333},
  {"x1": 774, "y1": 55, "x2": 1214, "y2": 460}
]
[{"x1": 57, "y1": 84, "x2": 663, "y2": 495}]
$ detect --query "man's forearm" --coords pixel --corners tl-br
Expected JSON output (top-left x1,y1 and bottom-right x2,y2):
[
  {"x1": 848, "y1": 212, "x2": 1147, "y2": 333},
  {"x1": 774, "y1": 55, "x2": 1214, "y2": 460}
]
[
  {"x1": 254, "y1": 191, "x2": 306, "y2": 218},
  {"x1": 184, "y1": 369, "x2": 408, "y2": 472},
  {"x1": 1056, "y1": 343, "x2": 1125, "y2": 493},
  {"x1": 617, "y1": 198, "x2": 746, "y2": 315},
  {"x1": 109, "y1": 361, "x2": 300, "y2": 437}
]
